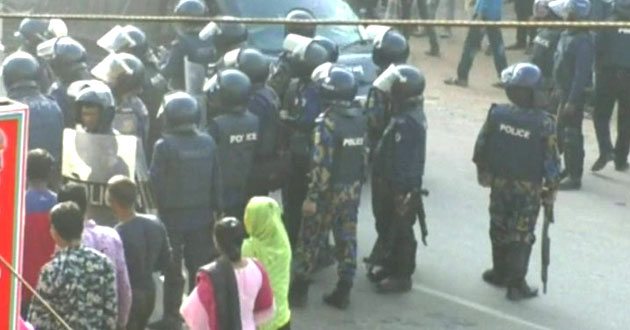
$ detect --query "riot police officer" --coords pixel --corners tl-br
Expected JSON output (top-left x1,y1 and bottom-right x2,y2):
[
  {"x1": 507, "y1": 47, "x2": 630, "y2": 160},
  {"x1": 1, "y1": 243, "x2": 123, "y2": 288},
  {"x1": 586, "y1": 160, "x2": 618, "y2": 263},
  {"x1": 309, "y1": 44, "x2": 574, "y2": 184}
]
[
  {"x1": 266, "y1": 8, "x2": 318, "y2": 100},
  {"x1": 38, "y1": 36, "x2": 91, "y2": 128},
  {"x1": 206, "y1": 69, "x2": 260, "y2": 219},
  {"x1": 552, "y1": 0, "x2": 593, "y2": 190},
  {"x1": 530, "y1": 0, "x2": 563, "y2": 114},
  {"x1": 97, "y1": 25, "x2": 168, "y2": 159},
  {"x1": 14, "y1": 18, "x2": 67, "y2": 92},
  {"x1": 365, "y1": 65, "x2": 427, "y2": 294},
  {"x1": 291, "y1": 64, "x2": 368, "y2": 310},
  {"x1": 473, "y1": 63, "x2": 560, "y2": 301},
  {"x1": 276, "y1": 37, "x2": 331, "y2": 249},
  {"x1": 161, "y1": 0, "x2": 215, "y2": 90},
  {"x1": 591, "y1": 0, "x2": 630, "y2": 172},
  {"x1": 365, "y1": 27, "x2": 410, "y2": 147},
  {"x1": 92, "y1": 53, "x2": 149, "y2": 147},
  {"x1": 2, "y1": 51, "x2": 64, "y2": 188},
  {"x1": 149, "y1": 92, "x2": 223, "y2": 330},
  {"x1": 224, "y1": 48, "x2": 287, "y2": 196}
]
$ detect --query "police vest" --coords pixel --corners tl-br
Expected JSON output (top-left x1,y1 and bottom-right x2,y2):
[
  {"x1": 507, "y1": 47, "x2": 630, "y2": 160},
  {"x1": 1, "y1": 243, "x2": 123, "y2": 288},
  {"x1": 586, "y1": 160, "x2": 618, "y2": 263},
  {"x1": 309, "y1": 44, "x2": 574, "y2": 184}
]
[
  {"x1": 327, "y1": 106, "x2": 368, "y2": 186},
  {"x1": 486, "y1": 104, "x2": 546, "y2": 183},
  {"x1": 213, "y1": 110, "x2": 260, "y2": 190},
  {"x1": 249, "y1": 86, "x2": 281, "y2": 158},
  {"x1": 531, "y1": 28, "x2": 562, "y2": 79},
  {"x1": 159, "y1": 133, "x2": 217, "y2": 209},
  {"x1": 373, "y1": 102, "x2": 426, "y2": 189}
]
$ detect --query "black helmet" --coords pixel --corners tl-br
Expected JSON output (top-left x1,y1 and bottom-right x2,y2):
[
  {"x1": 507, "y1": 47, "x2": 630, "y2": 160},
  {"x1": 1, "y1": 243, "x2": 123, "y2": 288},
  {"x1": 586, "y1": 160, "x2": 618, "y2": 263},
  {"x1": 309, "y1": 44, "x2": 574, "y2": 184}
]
[
  {"x1": 72, "y1": 80, "x2": 116, "y2": 132},
  {"x1": 314, "y1": 36, "x2": 340, "y2": 63},
  {"x1": 2, "y1": 51, "x2": 40, "y2": 90},
  {"x1": 292, "y1": 41, "x2": 330, "y2": 78},
  {"x1": 117, "y1": 53, "x2": 146, "y2": 93},
  {"x1": 39, "y1": 37, "x2": 88, "y2": 83},
  {"x1": 285, "y1": 8, "x2": 316, "y2": 37},
  {"x1": 163, "y1": 92, "x2": 200, "y2": 132},
  {"x1": 313, "y1": 63, "x2": 357, "y2": 102},
  {"x1": 174, "y1": 0, "x2": 208, "y2": 35},
  {"x1": 91, "y1": 53, "x2": 145, "y2": 95},
  {"x1": 229, "y1": 48, "x2": 269, "y2": 84},
  {"x1": 199, "y1": 18, "x2": 248, "y2": 55},
  {"x1": 15, "y1": 18, "x2": 66, "y2": 50},
  {"x1": 204, "y1": 69, "x2": 252, "y2": 111},
  {"x1": 390, "y1": 65, "x2": 426, "y2": 101},
  {"x1": 501, "y1": 63, "x2": 545, "y2": 107},
  {"x1": 124, "y1": 26, "x2": 148, "y2": 58},
  {"x1": 372, "y1": 29, "x2": 410, "y2": 68}
]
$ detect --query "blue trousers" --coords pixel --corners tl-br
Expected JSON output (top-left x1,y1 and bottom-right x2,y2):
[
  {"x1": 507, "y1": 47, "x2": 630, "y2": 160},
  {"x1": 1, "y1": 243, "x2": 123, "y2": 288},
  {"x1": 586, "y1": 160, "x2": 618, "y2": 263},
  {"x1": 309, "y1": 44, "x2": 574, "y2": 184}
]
[{"x1": 457, "y1": 25, "x2": 508, "y2": 81}]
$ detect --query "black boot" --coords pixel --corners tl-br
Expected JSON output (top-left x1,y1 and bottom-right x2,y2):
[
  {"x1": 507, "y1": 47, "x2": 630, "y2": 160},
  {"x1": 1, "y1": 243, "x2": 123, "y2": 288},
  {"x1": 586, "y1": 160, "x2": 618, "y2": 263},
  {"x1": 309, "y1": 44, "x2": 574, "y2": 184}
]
[
  {"x1": 323, "y1": 279, "x2": 353, "y2": 310},
  {"x1": 289, "y1": 277, "x2": 310, "y2": 308},
  {"x1": 505, "y1": 243, "x2": 538, "y2": 301},
  {"x1": 482, "y1": 243, "x2": 507, "y2": 287},
  {"x1": 376, "y1": 276, "x2": 412, "y2": 294}
]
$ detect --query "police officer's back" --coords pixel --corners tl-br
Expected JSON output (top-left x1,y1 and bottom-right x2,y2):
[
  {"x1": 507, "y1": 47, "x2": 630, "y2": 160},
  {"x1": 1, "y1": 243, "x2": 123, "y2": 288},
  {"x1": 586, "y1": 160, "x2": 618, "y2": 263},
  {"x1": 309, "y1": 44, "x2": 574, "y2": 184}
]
[
  {"x1": 530, "y1": 0, "x2": 563, "y2": 82},
  {"x1": 206, "y1": 69, "x2": 259, "y2": 218},
  {"x1": 2, "y1": 52, "x2": 64, "y2": 180},
  {"x1": 473, "y1": 63, "x2": 560, "y2": 301}
]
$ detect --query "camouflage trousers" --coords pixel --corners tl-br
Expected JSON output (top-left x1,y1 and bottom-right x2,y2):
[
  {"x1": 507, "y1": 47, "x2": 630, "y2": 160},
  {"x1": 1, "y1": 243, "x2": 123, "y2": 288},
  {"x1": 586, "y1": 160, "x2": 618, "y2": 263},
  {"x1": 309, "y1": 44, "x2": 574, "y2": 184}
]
[
  {"x1": 293, "y1": 182, "x2": 363, "y2": 282},
  {"x1": 489, "y1": 179, "x2": 542, "y2": 247}
]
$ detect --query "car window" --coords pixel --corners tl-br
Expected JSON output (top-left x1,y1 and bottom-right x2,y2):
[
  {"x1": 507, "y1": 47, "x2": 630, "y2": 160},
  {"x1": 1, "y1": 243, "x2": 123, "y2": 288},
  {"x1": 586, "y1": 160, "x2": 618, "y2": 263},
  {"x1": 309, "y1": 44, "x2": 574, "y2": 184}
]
[{"x1": 229, "y1": 0, "x2": 363, "y2": 53}]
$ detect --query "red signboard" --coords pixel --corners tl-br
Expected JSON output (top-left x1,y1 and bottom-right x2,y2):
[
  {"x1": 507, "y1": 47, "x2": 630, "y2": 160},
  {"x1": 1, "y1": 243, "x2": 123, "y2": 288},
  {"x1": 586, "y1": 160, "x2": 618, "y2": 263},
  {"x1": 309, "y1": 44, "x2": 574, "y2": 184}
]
[{"x1": 0, "y1": 99, "x2": 28, "y2": 330}]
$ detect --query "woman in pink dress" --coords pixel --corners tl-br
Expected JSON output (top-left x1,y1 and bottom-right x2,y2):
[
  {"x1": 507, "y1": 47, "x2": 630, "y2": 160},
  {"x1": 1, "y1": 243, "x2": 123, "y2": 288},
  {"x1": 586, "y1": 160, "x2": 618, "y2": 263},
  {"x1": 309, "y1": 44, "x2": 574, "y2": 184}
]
[{"x1": 181, "y1": 217, "x2": 275, "y2": 330}]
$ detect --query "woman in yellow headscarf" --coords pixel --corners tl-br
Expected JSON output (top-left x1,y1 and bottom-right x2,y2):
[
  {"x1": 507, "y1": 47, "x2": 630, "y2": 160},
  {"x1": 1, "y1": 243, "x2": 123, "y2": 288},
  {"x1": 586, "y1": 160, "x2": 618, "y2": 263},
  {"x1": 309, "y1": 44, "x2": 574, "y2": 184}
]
[{"x1": 242, "y1": 197, "x2": 292, "y2": 330}]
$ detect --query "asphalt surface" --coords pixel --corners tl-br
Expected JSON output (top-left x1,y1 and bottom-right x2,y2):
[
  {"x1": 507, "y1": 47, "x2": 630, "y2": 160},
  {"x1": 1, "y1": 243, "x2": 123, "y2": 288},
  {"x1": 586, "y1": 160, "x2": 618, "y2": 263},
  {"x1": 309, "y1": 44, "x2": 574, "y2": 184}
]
[{"x1": 3, "y1": 5, "x2": 629, "y2": 330}]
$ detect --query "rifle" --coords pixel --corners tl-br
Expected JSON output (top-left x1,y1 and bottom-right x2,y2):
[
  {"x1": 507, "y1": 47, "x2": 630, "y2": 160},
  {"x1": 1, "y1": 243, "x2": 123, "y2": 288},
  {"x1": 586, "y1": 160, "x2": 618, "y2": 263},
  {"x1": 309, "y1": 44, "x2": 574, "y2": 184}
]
[
  {"x1": 416, "y1": 189, "x2": 430, "y2": 246},
  {"x1": 541, "y1": 199, "x2": 554, "y2": 294}
]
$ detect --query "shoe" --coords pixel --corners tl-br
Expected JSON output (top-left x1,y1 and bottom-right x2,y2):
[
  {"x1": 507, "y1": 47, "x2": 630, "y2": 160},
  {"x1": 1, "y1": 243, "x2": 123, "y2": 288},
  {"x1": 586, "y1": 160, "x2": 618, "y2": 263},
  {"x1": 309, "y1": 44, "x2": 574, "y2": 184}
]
[
  {"x1": 425, "y1": 49, "x2": 441, "y2": 57},
  {"x1": 444, "y1": 77, "x2": 468, "y2": 87},
  {"x1": 367, "y1": 266, "x2": 390, "y2": 284},
  {"x1": 591, "y1": 153, "x2": 614, "y2": 172},
  {"x1": 506, "y1": 281, "x2": 539, "y2": 301},
  {"x1": 558, "y1": 177, "x2": 581, "y2": 190},
  {"x1": 482, "y1": 269, "x2": 507, "y2": 287},
  {"x1": 289, "y1": 278, "x2": 310, "y2": 308},
  {"x1": 323, "y1": 280, "x2": 352, "y2": 310},
  {"x1": 148, "y1": 318, "x2": 182, "y2": 330},
  {"x1": 615, "y1": 162, "x2": 630, "y2": 172},
  {"x1": 376, "y1": 277, "x2": 412, "y2": 294},
  {"x1": 506, "y1": 43, "x2": 526, "y2": 50}
]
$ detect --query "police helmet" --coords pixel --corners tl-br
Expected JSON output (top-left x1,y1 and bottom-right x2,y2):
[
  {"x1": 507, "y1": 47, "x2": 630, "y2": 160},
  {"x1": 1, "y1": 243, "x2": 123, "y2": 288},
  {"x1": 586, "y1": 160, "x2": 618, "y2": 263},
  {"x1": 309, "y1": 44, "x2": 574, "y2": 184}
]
[
  {"x1": 122, "y1": 26, "x2": 149, "y2": 59},
  {"x1": 501, "y1": 63, "x2": 545, "y2": 107},
  {"x1": 163, "y1": 91, "x2": 200, "y2": 132},
  {"x1": 533, "y1": 0, "x2": 552, "y2": 18},
  {"x1": 15, "y1": 19, "x2": 66, "y2": 48},
  {"x1": 174, "y1": 0, "x2": 208, "y2": 34},
  {"x1": 285, "y1": 8, "x2": 316, "y2": 37},
  {"x1": 199, "y1": 18, "x2": 248, "y2": 54},
  {"x1": 549, "y1": 0, "x2": 591, "y2": 20},
  {"x1": 615, "y1": 0, "x2": 630, "y2": 18},
  {"x1": 314, "y1": 36, "x2": 340, "y2": 63},
  {"x1": 1, "y1": 51, "x2": 40, "y2": 90},
  {"x1": 73, "y1": 80, "x2": 116, "y2": 132},
  {"x1": 390, "y1": 65, "x2": 426, "y2": 101},
  {"x1": 118, "y1": 53, "x2": 146, "y2": 93},
  {"x1": 204, "y1": 69, "x2": 252, "y2": 111},
  {"x1": 292, "y1": 41, "x2": 330, "y2": 78},
  {"x1": 232, "y1": 48, "x2": 270, "y2": 84},
  {"x1": 372, "y1": 29, "x2": 410, "y2": 68},
  {"x1": 313, "y1": 63, "x2": 358, "y2": 102},
  {"x1": 39, "y1": 37, "x2": 88, "y2": 80}
]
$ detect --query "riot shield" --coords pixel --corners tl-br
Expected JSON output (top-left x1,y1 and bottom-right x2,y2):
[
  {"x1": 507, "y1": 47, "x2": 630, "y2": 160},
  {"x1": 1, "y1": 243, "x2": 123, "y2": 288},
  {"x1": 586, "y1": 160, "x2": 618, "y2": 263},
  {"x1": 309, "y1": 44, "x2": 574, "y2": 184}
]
[
  {"x1": 62, "y1": 129, "x2": 155, "y2": 226},
  {"x1": 185, "y1": 56, "x2": 208, "y2": 129}
]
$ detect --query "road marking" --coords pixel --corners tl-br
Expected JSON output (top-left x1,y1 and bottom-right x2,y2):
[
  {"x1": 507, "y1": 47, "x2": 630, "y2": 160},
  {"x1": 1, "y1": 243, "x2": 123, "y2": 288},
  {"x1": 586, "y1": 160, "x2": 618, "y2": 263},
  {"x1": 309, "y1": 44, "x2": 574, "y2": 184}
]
[{"x1": 413, "y1": 284, "x2": 553, "y2": 330}]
